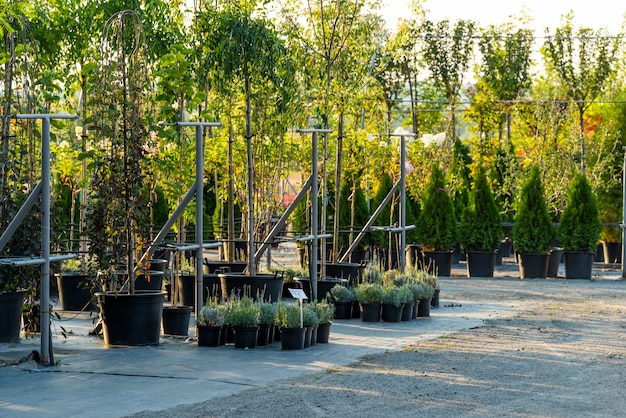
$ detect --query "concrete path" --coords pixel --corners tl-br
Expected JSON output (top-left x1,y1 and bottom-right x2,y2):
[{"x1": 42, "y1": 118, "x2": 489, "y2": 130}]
[{"x1": 1, "y1": 254, "x2": 623, "y2": 417}]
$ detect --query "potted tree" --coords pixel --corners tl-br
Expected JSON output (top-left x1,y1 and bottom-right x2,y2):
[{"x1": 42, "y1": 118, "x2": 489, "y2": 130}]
[
  {"x1": 85, "y1": 11, "x2": 165, "y2": 346},
  {"x1": 559, "y1": 172, "x2": 602, "y2": 279},
  {"x1": 459, "y1": 166, "x2": 502, "y2": 277},
  {"x1": 415, "y1": 163, "x2": 457, "y2": 276},
  {"x1": 512, "y1": 166, "x2": 556, "y2": 279}
]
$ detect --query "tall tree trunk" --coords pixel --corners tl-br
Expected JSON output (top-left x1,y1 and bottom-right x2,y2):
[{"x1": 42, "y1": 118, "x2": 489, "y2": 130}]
[{"x1": 332, "y1": 110, "x2": 344, "y2": 262}]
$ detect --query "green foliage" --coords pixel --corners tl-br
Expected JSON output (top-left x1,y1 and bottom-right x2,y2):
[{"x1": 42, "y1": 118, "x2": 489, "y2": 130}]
[
  {"x1": 354, "y1": 282, "x2": 384, "y2": 304},
  {"x1": 371, "y1": 171, "x2": 394, "y2": 248},
  {"x1": 330, "y1": 285, "x2": 356, "y2": 303},
  {"x1": 512, "y1": 166, "x2": 555, "y2": 254},
  {"x1": 314, "y1": 300, "x2": 335, "y2": 324},
  {"x1": 225, "y1": 295, "x2": 260, "y2": 327},
  {"x1": 275, "y1": 302, "x2": 301, "y2": 329},
  {"x1": 415, "y1": 163, "x2": 457, "y2": 251},
  {"x1": 198, "y1": 305, "x2": 225, "y2": 327},
  {"x1": 302, "y1": 302, "x2": 320, "y2": 327},
  {"x1": 85, "y1": 10, "x2": 151, "y2": 291},
  {"x1": 256, "y1": 300, "x2": 278, "y2": 325},
  {"x1": 382, "y1": 285, "x2": 404, "y2": 308},
  {"x1": 337, "y1": 173, "x2": 369, "y2": 250},
  {"x1": 362, "y1": 263, "x2": 384, "y2": 284},
  {"x1": 459, "y1": 167, "x2": 503, "y2": 252},
  {"x1": 559, "y1": 173, "x2": 602, "y2": 252}
]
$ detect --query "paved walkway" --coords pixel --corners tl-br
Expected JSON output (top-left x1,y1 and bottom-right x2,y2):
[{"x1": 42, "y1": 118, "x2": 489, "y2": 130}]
[{"x1": 0, "y1": 251, "x2": 623, "y2": 418}]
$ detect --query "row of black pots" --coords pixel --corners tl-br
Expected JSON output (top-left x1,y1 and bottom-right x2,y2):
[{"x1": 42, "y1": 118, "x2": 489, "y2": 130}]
[
  {"x1": 359, "y1": 299, "x2": 432, "y2": 322},
  {"x1": 197, "y1": 323, "x2": 331, "y2": 350}
]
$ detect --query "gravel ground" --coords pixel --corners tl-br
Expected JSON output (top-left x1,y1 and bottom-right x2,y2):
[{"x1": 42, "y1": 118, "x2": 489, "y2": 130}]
[{"x1": 130, "y1": 276, "x2": 626, "y2": 418}]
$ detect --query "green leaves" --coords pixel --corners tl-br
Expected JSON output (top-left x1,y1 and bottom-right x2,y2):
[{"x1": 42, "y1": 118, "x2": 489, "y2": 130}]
[
  {"x1": 513, "y1": 166, "x2": 555, "y2": 254},
  {"x1": 559, "y1": 172, "x2": 602, "y2": 252}
]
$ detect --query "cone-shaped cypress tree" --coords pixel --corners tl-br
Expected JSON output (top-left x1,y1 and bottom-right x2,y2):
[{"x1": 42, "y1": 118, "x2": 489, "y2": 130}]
[
  {"x1": 459, "y1": 166, "x2": 502, "y2": 252},
  {"x1": 559, "y1": 173, "x2": 602, "y2": 252},
  {"x1": 415, "y1": 163, "x2": 457, "y2": 251},
  {"x1": 512, "y1": 166, "x2": 555, "y2": 254}
]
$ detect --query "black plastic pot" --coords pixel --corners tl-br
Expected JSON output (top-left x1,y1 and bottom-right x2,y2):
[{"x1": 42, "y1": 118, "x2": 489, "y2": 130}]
[
  {"x1": 422, "y1": 250, "x2": 453, "y2": 276},
  {"x1": 219, "y1": 273, "x2": 283, "y2": 302},
  {"x1": 418, "y1": 298, "x2": 431, "y2": 317},
  {"x1": 197, "y1": 325, "x2": 221, "y2": 347},
  {"x1": 135, "y1": 271, "x2": 164, "y2": 291},
  {"x1": 233, "y1": 326, "x2": 258, "y2": 349},
  {"x1": 177, "y1": 273, "x2": 221, "y2": 308},
  {"x1": 316, "y1": 322, "x2": 331, "y2": 343},
  {"x1": 332, "y1": 301, "x2": 353, "y2": 319},
  {"x1": 563, "y1": 251, "x2": 595, "y2": 279},
  {"x1": 280, "y1": 327, "x2": 305, "y2": 350},
  {"x1": 518, "y1": 253, "x2": 550, "y2": 279},
  {"x1": 96, "y1": 290, "x2": 166, "y2": 346},
  {"x1": 56, "y1": 273, "x2": 94, "y2": 311},
  {"x1": 359, "y1": 303, "x2": 382, "y2": 322},
  {"x1": 466, "y1": 251, "x2": 497, "y2": 278},
  {"x1": 0, "y1": 290, "x2": 26, "y2": 342},
  {"x1": 162, "y1": 305, "x2": 192, "y2": 336}
]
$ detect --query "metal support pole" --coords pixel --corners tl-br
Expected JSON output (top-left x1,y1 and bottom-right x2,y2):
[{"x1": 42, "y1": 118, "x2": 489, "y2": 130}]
[
  {"x1": 339, "y1": 180, "x2": 400, "y2": 263},
  {"x1": 399, "y1": 135, "x2": 406, "y2": 272},
  {"x1": 254, "y1": 176, "x2": 313, "y2": 263},
  {"x1": 0, "y1": 182, "x2": 42, "y2": 252},
  {"x1": 41, "y1": 117, "x2": 51, "y2": 365},
  {"x1": 11, "y1": 113, "x2": 77, "y2": 366},
  {"x1": 622, "y1": 146, "x2": 626, "y2": 279},
  {"x1": 311, "y1": 131, "x2": 319, "y2": 300},
  {"x1": 297, "y1": 128, "x2": 332, "y2": 301},
  {"x1": 176, "y1": 122, "x2": 221, "y2": 317},
  {"x1": 195, "y1": 125, "x2": 204, "y2": 317}
]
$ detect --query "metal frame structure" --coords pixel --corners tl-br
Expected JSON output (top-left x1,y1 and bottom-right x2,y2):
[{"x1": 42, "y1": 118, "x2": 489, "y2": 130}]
[{"x1": 0, "y1": 113, "x2": 77, "y2": 366}]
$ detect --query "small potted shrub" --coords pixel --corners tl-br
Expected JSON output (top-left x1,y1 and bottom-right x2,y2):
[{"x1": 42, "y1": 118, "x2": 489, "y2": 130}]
[
  {"x1": 559, "y1": 172, "x2": 602, "y2": 279},
  {"x1": 256, "y1": 301, "x2": 278, "y2": 346},
  {"x1": 459, "y1": 166, "x2": 502, "y2": 277},
  {"x1": 381, "y1": 285, "x2": 404, "y2": 322},
  {"x1": 225, "y1": 295, "x2": 260, "y2": 348},
  {"x1": 314, "y1": 300, "x2": 335, "y2": 344},
  {"x1": 415, "y1": 163, "x2": 457, "y2": 276},
  {"x1": 354, "y1": 282, "x2": 384, "y2": 322},
  {"x1": 302, "y1": 303, "x2": 320, "y2": 347},
  {"x1": 197, "y1": 303, "x2": 225, "y2": 347},
  {"x1": 513, "y1": 166, "x2": 555, "y2": 279},
  {"x1": 399, "y1": 285, "x2": 414, "y2": 321},
  {"x1": 275, "y1": 302, "x2": 305, "y2": 350},
  {"x1": 329, "y1": 285, "x2": 355, "y2": 319}
]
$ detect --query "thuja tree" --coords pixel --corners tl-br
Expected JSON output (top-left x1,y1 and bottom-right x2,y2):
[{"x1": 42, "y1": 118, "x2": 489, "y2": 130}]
[
  {"x1": 543, "y1": 13, "x2": 621, "y2": 173},
  {"x1": 512, "y1": 165, "x2": 555, "y2": 254},
  {"x1": 459, "y1": 166, "x2": 502, "y2": 252},
  {"x1": 415, "y1": 163, "x2": 456, "y2": 252},
  {"x1": 85, "y1": 10, "x2": 151, "y2": 292},
  {"x1": 559, "y1": 172, "x2": 601, "y2": 252}
]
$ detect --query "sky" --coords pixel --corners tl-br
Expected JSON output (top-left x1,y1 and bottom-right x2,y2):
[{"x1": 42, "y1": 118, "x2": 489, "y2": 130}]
[{"x1": 381, "y1": 0, "x2": 626, "y2": 34}]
